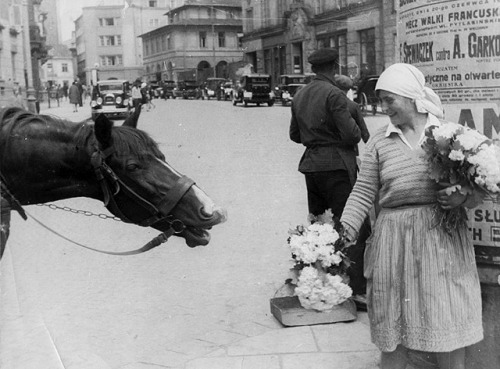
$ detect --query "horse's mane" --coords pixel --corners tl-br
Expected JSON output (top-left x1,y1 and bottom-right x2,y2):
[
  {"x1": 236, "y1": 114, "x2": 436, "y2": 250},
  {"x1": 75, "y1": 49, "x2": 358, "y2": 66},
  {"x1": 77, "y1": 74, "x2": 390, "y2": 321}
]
[{"x1": 0, "y1": 106, "x2": 165, "y2": 161}]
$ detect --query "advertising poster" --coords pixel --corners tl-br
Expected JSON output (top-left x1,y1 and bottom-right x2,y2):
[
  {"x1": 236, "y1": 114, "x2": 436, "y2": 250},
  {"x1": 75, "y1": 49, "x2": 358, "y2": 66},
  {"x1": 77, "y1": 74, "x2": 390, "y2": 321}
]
[{"x1": 398, "y1": 0, "x2": 500, "y2": 259}]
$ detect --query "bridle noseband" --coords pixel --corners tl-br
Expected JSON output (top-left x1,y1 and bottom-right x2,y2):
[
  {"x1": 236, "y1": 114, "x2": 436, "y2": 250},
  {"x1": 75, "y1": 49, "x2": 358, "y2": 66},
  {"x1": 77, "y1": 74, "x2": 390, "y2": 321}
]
[{"x1": 90, "y1": 145, "x2": 195, "y2": 234}]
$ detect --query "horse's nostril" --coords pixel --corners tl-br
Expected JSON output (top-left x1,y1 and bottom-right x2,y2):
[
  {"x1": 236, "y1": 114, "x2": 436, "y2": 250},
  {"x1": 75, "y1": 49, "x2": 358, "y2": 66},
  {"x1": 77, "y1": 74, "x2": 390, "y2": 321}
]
[{"x1": 200, "y1": 204, "x2": 214, "y2": 217}]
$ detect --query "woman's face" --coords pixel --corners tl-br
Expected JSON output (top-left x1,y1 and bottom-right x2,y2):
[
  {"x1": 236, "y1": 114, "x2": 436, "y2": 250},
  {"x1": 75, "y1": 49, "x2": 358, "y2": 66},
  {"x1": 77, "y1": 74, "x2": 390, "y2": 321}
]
[{"x1": 378, "y1": 90, "x2": 416, "y2": 128}]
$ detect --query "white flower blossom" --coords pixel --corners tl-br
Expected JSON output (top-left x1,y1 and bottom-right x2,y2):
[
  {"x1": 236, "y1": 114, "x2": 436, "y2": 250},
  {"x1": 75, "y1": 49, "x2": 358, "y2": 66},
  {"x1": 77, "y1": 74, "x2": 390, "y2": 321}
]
[
  {"x1": 433, "y1": 123, "x2": 462, "y2": 140},
  {"x1": 448, "y1": 149, "x2": 465, "y2": 161},
  {"x1": 295, "y1": 266, "x2": 352, "y2": 311}
]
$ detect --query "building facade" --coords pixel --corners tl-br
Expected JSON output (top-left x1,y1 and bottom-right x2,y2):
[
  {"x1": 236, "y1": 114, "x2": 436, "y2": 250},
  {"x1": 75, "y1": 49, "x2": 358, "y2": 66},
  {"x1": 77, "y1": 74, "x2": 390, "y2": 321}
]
[
  {"x1": 39, "y1": 44, "x2": 74, "y2": 90},
  {"x1": 75, "y1": 0, "x2": 170, "y2": 85},
  {"x1": 0, "y1": 0, "x2": 48, "y2": 109},
  {"x1": 139, "y1": 0, "x2": 243, "y2": 83},
  {"x1": 241, "y1": 0, "x2": 397, "y2": 85}
]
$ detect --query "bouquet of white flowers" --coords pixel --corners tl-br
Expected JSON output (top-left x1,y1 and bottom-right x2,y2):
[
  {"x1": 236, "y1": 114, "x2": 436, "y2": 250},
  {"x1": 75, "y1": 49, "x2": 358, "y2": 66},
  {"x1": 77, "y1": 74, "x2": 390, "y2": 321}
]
[
  {"x1": 422, "y1": 122, "x2": 500, "y2": 232},
  {"x1": 287, "y1": 210, "x2": 352, "y2": 311}
]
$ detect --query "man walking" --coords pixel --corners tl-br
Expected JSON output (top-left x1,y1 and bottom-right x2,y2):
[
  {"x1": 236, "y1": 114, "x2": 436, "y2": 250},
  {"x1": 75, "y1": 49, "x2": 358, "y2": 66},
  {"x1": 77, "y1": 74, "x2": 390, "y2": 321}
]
[{"x1": 290, "y1": 48, "x2": 361, "y2": 219}]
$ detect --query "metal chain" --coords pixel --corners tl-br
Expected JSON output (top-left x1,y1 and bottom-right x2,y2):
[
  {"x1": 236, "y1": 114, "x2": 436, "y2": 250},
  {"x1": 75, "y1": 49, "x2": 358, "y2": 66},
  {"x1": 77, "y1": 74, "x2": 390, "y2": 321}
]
[{"x1": 36, "y1": 203, "x2": 123, "y2": 222}]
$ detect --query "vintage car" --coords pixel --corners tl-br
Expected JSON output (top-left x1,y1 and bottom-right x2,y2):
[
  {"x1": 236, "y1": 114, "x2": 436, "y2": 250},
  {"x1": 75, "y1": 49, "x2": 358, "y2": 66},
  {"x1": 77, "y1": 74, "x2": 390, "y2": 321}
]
[
  {"x1": 172, "y1": 80, "x2": 203, "y2": 99},
  {"x1": 90, "y1": 79, "x2": 132, "y2": 121},
  {"x1": 232, "y1": 74, "x2": 275, "y2": 107},
  {"x1": 162, "y1": 80, "x2": 176, "y2": 99},
  {"x1": 222, "y1": 81, "x2": 233, "y2": 100},
  {"x1": 274, "y1": 74, "x2": 307, "y2": 106},
  {"x1": 205, "y1": 78, "x2": 226, "y2": 100}
]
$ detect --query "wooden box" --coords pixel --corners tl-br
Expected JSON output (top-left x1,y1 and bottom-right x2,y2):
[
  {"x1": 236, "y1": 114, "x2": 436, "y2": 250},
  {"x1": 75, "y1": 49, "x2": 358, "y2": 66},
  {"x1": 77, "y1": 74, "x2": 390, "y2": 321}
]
[{"x1": 270, "y1": 296, "x2": 357, "y2": 327}]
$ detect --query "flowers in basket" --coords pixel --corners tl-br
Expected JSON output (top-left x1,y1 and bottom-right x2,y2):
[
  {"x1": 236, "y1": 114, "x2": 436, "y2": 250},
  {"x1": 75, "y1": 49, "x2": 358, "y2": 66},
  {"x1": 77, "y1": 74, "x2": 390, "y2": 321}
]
[
  {"x1": 287, "y1": 210, "x2": 352, "y2": 311},
  {"x1": 421, "y1": 122, "x2": 500, "y2": 232}
]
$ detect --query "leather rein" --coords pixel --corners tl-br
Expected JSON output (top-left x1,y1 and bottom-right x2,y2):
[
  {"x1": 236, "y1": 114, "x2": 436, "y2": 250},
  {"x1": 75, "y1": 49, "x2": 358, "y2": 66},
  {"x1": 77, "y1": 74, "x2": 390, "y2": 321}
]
[{"x1": 0, "y1": 146, "x2": 195, "y2": 256}]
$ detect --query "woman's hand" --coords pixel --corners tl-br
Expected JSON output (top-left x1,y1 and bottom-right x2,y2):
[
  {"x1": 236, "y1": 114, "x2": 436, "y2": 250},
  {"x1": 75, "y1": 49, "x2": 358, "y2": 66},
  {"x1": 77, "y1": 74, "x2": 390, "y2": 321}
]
[
  {"x1": 437, "y1": 183, "x2": 468, "y2": 210},
  {"x1": 341, "y1": 222, "x2": 358, "y2": 246}
]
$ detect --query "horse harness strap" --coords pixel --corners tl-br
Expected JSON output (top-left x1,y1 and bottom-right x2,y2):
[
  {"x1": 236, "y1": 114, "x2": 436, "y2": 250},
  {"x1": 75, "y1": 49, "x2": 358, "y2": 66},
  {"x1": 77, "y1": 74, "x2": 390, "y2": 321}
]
[
  {"x1": 0, "y1": 173, "x2": 27, "y2": 221},
  {"x1": 90, "y1": 146, "x2": 194, "y2": 247}
]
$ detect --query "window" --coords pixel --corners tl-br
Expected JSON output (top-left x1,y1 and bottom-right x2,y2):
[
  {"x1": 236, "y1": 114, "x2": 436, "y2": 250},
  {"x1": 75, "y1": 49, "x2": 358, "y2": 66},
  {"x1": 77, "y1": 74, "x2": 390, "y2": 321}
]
[
  {"x1": 317, "y1": 33, "x2": 348, "y2": 75},
  {"x1": 359, "y1": 28, "x2": 376, "y2": 76},
  {"x1": 262, "y1": 2, "x2": 270, "y2": 27},
  {"x1": 199, "y1": 31, "x2": 207, "y2": 48},
  {"x1": 99, "y1": 55, "x2": 123, "y2": 66},
  {"x1": 62, "y1": 63, "x2": 68, "y2": 72},
  {"x1": 11, "y1": 52, "x2": 16, "y2": 81},
  {"x1": 246, "y1": 8, "x2": 253, "y2": 32},
  {"x1": 218, "y1": 32, "x2": 225, "y2": 48},
  {"x1": 149, "y1": 0, "x2": 157, "y2": 6},
  {"x1": 47, "y1": 62, "x2": 53, "y2": 70},
  {"x1": 99, "y1": 35, "x2": 121, "y2": 46},
  {"x1": 167, "y1": 35, "x2": 171, "y2": 49},
  {"x1": 149, "y1": 19, "x2": 159, "y2": 27},
  {"x1": 99, "y1": 18, "x2": 115, "y2": 26},
  {"x1": 161, "y1": 35, "x2": 166, "y2": 51}
]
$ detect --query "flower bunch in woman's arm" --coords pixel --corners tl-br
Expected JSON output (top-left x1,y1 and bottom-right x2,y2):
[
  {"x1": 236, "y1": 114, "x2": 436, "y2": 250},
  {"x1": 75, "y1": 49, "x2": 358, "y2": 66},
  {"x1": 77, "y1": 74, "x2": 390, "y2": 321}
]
[{"x1": 422, "y1": 122, "x2": 500, "y2": 232}]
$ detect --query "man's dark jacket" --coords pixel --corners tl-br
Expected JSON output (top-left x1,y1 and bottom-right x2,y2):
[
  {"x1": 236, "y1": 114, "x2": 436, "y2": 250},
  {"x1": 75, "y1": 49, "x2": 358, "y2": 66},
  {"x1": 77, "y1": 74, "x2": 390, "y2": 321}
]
[{"x1": 289, "y1": 74, "x2": 361, "y2": 185}]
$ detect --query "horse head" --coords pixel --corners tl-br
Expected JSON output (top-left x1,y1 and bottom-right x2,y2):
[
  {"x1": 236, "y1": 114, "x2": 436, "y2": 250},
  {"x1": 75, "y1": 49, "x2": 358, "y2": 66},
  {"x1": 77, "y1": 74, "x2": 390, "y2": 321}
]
[{"x1": 91, "y1": 112, "x2": 227, "y2": 247}]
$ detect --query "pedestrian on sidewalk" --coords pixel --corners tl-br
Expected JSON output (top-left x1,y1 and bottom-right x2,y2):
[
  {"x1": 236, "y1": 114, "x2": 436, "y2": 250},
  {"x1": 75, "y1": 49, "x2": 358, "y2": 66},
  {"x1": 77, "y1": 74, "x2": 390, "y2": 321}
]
[
  {"x1": 68, "y1": 81, "x2": 80, "y2": 112},
  {"x1": 289, "y1": 48, "x2": 361, "y2": 220},
  {"x1": 131, "y1": 80, "x2": 142, "y2": 110},
  {"x1": 340, "y1": 63, "x2": 485, "y2": 369},
  {"x1": 62, "y1": 82, "x2": 68, "y2": 101}
]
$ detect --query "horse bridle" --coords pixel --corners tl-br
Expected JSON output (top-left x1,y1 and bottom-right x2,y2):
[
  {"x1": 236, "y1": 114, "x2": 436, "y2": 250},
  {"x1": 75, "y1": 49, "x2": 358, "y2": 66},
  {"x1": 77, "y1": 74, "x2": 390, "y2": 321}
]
[
  {"x1": 0, "y1": 145, "x2": 196, "y2": 256},
  {"x1": 90, "y1": 145, "x2": 195, "y2": 235}
]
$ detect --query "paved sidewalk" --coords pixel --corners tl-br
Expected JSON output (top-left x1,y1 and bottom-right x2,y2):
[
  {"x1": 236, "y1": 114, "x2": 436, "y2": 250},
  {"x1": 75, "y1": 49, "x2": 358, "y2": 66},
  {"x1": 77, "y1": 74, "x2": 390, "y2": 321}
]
[
  {"x1": 39, "y1": 98, "x2": 92, "y2": 122},
  {"x1": 36, "y1": 101, "x2": 384, "y2": 369}
]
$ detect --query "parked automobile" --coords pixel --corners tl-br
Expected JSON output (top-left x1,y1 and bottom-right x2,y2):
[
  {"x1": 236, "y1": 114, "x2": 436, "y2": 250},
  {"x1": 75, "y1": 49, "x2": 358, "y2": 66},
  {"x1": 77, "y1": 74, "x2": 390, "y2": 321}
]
[
  {"x1": 232, "y1": 74, "x2": 275, "y2": 107},
  {"x1": 149, "y1": 82, "x2": 164, "y2": 99},
  {"x1": 274, "y1": 74, "x2": 307, "y2": 106},
  {"x1": 172, "y1": 80, "x2": 203, "y2": 99},
  {"x1": 353, "y1": 75, "x2": 379, "y2": 115},
  {"x1": 205, "y1": 78, "x2": 226, "y2": 100},
  {"x1": 90, "y1": 79, "x2": 132, "y2": 121},
  {"x1": 222, "y1": 81, "x2": 233, "y2": 100},
  {"x1": 162, "y1": 80, "x2": 176, "y2": 99}
]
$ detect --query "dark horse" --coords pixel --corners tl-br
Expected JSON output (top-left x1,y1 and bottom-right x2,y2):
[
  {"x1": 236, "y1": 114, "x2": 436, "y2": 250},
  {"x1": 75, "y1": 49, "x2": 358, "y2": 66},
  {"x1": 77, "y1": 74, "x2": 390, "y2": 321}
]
[{"x1": 0, "y1": 106, "x2": 226, "y2": 258}]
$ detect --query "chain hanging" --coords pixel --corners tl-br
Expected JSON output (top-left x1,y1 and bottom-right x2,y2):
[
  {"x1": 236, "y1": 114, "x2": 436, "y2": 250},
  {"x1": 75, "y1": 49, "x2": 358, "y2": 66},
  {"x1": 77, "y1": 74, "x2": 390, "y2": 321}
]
[{"x1": 36, "y1": 203, "x2": 122, "y2": 222}]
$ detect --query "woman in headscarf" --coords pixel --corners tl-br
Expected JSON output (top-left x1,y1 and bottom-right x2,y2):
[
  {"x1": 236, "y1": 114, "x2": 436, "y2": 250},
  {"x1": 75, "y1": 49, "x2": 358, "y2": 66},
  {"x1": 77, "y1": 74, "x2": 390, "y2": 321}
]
[{"x1": 340, "y1": 63, "x2": 484, "y2": 369}]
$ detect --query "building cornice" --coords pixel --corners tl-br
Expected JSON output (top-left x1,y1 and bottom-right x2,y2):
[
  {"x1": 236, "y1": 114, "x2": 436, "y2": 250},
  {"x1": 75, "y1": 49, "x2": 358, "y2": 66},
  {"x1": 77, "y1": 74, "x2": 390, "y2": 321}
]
[
  {"x1": 139, "y1": 20, "x2": 242, "y2": 38},
  {"x1": 165, "y1": 3, "x2": 241, "y2": 16}
]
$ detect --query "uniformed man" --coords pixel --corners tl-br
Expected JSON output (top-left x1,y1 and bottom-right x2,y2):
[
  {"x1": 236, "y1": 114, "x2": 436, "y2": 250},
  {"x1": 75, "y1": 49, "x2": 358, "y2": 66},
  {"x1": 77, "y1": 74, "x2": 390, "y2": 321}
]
[{"x1": 290, "y1": 48, "x2": 361, "y2": 218}]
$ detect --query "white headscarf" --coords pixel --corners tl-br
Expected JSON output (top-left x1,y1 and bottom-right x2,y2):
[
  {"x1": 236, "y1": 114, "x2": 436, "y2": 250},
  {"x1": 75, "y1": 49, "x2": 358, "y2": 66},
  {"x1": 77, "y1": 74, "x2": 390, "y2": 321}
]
[{"x1": 375, "y1": 63, "x2": 444, "y2": 119}]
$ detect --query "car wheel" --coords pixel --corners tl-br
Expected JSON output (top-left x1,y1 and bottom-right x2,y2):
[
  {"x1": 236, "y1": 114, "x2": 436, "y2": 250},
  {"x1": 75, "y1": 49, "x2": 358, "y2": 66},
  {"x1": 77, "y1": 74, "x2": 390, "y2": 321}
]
[
  {"x1": 232, "y1": 99, "x2": 237, "y2": 106},
  {"x1": 244, "y1": 101, "x2": 248, "y2": 107},
  {"x1": 268, "y1": 101, "x2": 274, "y2": 107}
]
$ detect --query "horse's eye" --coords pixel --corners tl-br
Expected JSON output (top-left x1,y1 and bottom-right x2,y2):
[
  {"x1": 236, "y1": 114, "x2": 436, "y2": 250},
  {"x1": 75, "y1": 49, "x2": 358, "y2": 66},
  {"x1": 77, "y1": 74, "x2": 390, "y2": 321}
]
[{"x1": 126, "y1": 163, "x2": 140, "y2": 171}]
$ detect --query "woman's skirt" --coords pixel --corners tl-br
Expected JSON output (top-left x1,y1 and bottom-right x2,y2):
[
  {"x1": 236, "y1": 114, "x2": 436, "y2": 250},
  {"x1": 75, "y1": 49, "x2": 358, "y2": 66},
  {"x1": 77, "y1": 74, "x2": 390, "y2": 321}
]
[{"x1": 365, "y1": 205, "x2": 483, "y2": 352}]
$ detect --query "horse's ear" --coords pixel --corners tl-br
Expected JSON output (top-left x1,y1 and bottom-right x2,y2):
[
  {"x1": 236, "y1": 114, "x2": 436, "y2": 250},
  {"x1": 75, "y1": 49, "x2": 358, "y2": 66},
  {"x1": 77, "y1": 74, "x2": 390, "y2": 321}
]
[
  {"x1": 94, "y1": 114, "x2": 114, "y2": 149},
  {"x1": 122, "y1": 104, "x2": 141, "y2": 128}
]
